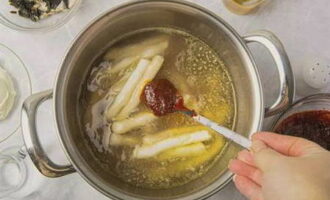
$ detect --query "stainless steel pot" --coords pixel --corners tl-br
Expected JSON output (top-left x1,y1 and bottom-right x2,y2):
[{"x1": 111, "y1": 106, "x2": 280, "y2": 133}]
[{"x1": 21, "y1": 1, "x2": 294, "y2": 199}]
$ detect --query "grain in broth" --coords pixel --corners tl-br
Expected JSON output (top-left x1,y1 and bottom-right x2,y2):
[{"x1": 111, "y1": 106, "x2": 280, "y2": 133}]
[{"x1": 80, "y1": 28, "x2": 236, "y2": 189}]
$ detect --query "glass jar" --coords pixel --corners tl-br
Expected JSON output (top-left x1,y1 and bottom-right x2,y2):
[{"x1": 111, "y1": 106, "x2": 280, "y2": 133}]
[
  {"x1": 223, "y1": 0, "x2": 265, "y2": 15},
  {"x1": 272, "y1": 93, "x2": 330, "y2": 150},
  {"x1": 0, "y1": 146, "x2": 27, "y2": 198}
]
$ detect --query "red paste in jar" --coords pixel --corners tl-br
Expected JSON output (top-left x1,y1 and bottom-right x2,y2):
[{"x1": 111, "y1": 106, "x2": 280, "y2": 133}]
[{"x1": 274, "y1": 110, "x2": 330, "y2": 150}]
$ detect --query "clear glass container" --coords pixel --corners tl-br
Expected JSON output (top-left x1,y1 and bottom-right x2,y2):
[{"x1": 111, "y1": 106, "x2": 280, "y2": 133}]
[
  {"x1": 0, "y1": 43, "x2": 32, "y2": 144},
  {"x1": 223, "y1": 0, "x2": 265, "y2": 15},
  {"x1": 273, "y1": 93, "x2": 330, "y2": 129},
  {"x1": 0, "y1": 146, "x2": 27, "y2": 198},
  {"x1": 0, "y1": 141, "x2": 48, "y2": 199},
  {"x1": 0, "y1": 0, "x2": 81, "y2": 32},
  {"x1": 272, "y1": 93, "x2": 330, "y2": 149}
]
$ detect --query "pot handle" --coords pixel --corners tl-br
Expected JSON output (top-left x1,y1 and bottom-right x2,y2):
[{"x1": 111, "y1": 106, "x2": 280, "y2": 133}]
[
  {"x1": 243, "y1": 30, "x2": 295, "y2": 117},
  {"x1": 21, "y1": 90, "x2": 75, "y2": 177}
]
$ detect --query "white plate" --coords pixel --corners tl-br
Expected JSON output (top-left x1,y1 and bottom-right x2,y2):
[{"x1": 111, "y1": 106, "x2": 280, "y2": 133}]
[{"x1": 0, "y1": 43, "x2": 31, "y2": 143}]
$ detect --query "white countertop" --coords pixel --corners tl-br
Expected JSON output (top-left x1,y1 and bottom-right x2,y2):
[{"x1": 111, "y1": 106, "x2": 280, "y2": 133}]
[{"x1": 1, "y1": 0, "x2": 329, "y2": 199}]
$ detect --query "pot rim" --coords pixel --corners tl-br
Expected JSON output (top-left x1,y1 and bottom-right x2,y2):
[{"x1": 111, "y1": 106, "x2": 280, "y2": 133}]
[{"x1": 53, "y1": 0, "x2": 264, "y2": 199}]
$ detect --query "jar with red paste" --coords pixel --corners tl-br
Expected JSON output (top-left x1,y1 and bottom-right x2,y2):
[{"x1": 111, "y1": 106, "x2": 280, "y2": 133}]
[{"x1": 273, "y1": 94, "x2": 330, "y2": 150}]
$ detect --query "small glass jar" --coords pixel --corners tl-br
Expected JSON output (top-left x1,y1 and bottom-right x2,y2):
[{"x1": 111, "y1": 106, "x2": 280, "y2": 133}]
[
  {"x1": 223, "y1": 0, "x2": 265, "y2": 15},
  {"x1": 0, "y1": 146, "x2": 27, "y2": 198},
  {"x1": 272, "y1": 93, "x2": 330, "y2": 150}
]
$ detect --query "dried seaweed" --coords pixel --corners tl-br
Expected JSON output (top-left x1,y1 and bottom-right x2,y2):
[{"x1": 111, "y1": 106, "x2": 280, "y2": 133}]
[
  {"x1": 9, "y1": 0, "x2": 40, "y2": 21},
  {"x1": 9, "y1": 0, "x2": 71, "y2": 22},
  {"x1": 44, "y1": 0, "x2": 63, "y2": 10},
  {"x1": 63, "y1": 0, "x2": 69, "y2": 8}
]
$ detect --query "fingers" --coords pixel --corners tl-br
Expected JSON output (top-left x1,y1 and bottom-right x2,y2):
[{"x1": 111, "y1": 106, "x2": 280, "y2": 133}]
[
  {"x1": 237, "y1": 150, "x2": 255, "y2": 166},
  {"x1": 252, "y1": 132, "x2": 323, "y2": 156},
  {"x1": 233, "y1": 175, "x2": 263, "y2": 200},
  {"x1": 251, "y1": 139, "x2": 283, "y2": 171},
  {"x1": 229, "y1": 159, "x2": 262, "y2": 185}
]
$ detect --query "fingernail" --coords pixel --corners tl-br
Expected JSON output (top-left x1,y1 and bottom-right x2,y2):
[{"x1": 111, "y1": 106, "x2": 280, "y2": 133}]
[
  {"x1": 232, "y1": 174, "x2": 237, "y2": 183},
  {"x1": 251, "y1": 140, "x2": 267, "y2": 153}
]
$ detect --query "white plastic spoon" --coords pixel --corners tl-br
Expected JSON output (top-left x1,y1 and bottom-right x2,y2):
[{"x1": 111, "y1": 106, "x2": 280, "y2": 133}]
[{"x1": 186, "y1": 112, "x2": 252, "y2": 149}]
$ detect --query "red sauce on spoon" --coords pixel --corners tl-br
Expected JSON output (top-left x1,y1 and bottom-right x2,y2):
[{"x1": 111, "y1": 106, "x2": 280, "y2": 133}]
[{"x1": 141, "y1": 79, "x2": 193, "y2": 116}]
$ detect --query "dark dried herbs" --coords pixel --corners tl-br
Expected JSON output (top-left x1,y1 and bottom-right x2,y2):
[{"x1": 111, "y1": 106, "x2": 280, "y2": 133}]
[
  {"x1": 9, "y1": 0, "x2": 70, "y2": 22},
  {"x1": 44, "y1": 0, "x2": 69, "y2": 10}
]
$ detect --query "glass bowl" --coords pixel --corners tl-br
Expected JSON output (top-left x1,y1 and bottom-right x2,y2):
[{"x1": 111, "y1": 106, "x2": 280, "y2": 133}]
[
  {"x1": 0, "y1": 0, "x2": 81, "y2": 32},
  {"x1": 223, "y1": 0, "x2": 266, "y2": 15},
  {"x1": 0, "y1": 146, "x2": 27, "y2": 198},
  {"x1": 0, "y1": 43, "x2": 32, "y2": 143},
  {"x1": 272, "y1": 93, "x2": 330, "y2": 149}
]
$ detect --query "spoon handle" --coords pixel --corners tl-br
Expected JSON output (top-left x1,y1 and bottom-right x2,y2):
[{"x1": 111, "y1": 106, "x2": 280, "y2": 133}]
[{"x1": 192, "y1": 114, "x2": 252, "y2": 149}]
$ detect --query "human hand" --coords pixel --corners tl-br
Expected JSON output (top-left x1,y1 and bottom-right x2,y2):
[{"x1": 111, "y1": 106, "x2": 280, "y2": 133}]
[{"x1": 228, "y1": 132, "x2": 330, "y2": 200}]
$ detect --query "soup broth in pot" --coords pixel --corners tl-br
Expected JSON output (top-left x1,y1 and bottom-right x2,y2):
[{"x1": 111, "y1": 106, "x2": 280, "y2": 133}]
[{"x1": 80, "y1": 28, "x2": 236, "y2": 189}]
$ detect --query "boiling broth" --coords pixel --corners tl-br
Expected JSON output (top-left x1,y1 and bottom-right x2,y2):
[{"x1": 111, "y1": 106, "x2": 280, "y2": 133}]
[{"x1": 80, "y1": 28, "x2": 236, "y2": 189}]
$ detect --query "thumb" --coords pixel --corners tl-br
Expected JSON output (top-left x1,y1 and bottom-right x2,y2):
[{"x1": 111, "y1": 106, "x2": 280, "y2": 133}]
[{"x1": 251, "y1": 140, "x2": 284, "y2": 171}]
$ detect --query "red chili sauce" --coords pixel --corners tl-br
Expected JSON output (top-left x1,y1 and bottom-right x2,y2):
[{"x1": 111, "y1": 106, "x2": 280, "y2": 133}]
[
  {"x1": 141, "y1": 79, "x2": 191, "y2": 116},
  {"x1": 274, "y1": 110, "x2": 330, "y2": 150}
]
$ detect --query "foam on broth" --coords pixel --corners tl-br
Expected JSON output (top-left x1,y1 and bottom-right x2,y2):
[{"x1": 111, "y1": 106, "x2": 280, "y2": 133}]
[{"x1": 80, "y1": 28, "x2": 236, "y2": 189}]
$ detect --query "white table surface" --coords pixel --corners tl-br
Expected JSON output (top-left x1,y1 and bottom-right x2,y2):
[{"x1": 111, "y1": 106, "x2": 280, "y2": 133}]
[{"x1": 1, "y1": 0, "x2": 329, "y2": 199}]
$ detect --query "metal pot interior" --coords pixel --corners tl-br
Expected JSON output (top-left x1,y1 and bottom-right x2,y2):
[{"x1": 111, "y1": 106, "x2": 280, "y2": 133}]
[{"x1": 55, "y1": 1, "x2": 263, "y2": 199}]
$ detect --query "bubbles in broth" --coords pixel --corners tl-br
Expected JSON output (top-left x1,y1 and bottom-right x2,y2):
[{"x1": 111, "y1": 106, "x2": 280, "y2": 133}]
[{"x1": 80, "y1": 28, "x2": 236, "y2": 189}]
